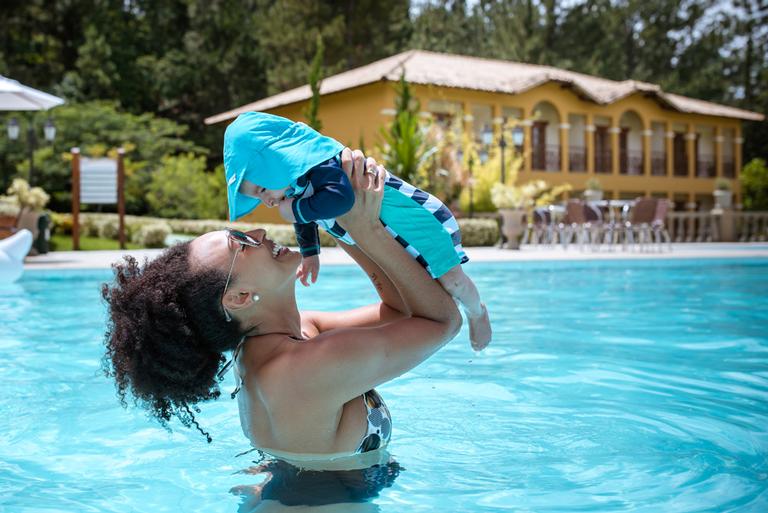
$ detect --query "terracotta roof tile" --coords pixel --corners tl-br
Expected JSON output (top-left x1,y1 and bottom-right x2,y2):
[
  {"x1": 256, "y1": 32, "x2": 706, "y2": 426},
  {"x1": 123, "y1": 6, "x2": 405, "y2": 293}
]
[{"x1": 205, "y1": 50, "x2": 764, "y2": 124}]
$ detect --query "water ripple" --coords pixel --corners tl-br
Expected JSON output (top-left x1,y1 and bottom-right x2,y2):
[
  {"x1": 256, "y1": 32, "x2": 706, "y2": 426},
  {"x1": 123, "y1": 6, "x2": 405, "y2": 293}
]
[{"x1": 1, "y1": 261, "x2": 767, "y2": 512}]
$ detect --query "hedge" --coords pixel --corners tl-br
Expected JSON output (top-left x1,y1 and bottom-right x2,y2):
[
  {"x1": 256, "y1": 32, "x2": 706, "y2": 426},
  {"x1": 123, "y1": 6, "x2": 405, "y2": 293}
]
[{"x1": 49, "y1": 212, "x2": 500, "y2": 247}]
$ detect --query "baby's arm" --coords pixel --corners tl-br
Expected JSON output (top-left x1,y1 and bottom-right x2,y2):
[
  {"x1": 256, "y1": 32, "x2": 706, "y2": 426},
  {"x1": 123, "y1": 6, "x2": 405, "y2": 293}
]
[
  {"x1": 294, "y1": 222, "x2": 321, "y2": 258},
  {"x1": 294, "y1": 222, "x2": 321, "y2": 286},
  {"x1": 289, "y1": 162, "x2": 355, "y2": 223}
]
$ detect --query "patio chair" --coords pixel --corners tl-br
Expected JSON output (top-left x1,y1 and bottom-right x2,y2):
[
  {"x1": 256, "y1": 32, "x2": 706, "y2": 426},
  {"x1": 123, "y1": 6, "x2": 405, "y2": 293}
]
[
  {"x1": 562, "y1": 199, "x2": 592, "y2": 250},
  {"x1": 583, "y1": 202, "x2": 604, "y2": 249},
  {"x1": 521, "y1": 207, "x2": 550, "y2": 246},
  {"x1": 652, "y1": 199, "x2": 672, "y2": 251},
  {"x1": 623, "y1": 197, "x2": 657, "y2": 251},
  {"x1": 547, "y1": 205, "x2": 568, "y2": 246}
]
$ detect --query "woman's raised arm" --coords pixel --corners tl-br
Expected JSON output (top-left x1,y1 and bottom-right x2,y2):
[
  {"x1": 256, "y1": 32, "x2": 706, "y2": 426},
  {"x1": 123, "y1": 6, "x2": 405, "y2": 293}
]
[
  {"x1": 338, "y1": 154, "x2": 459, "y2": 335},
  {"x1": 283, "y1": 154, "x2": 461, "y2": 405}
]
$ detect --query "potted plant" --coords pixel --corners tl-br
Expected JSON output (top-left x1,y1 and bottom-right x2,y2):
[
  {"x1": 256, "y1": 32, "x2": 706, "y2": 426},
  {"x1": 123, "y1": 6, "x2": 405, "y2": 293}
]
[
  {"x1": 583, "y1": 178, "x2": 603, "y2": 202},
  {"x1": 491, "y1": 180, "x2": 571, "y2": 249},
  {"x1": 713, "y1": 178, "x2": 732, "y2": 209},
  {"x1": 1, "y1": 178, "x2": 50, "y2": 247}
]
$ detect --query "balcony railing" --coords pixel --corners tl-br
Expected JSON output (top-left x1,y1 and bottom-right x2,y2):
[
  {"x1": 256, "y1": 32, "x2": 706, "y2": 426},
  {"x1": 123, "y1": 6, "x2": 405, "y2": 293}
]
[
  {"x1": 667, "y1": 210, "x2": 768, "y2": 242},
  {"x1": 620, "y1": 150, "x2": 643, "y2": 175},
  {"x1": 697, "y1": 155, "x2": 715, "y2": 178},
  {"x1": 533, "y1": 144, "x2": 561, "y2": 172},
  {"x1": 651, "y1": 151, "x2": 666, "y2": 176},
  {"x1": 594, "y1": 150, "x2": 612, "y2": 174},
  {"x1": 667, "y1": 211, "x2": 719, "y2": 242},
  {"x1": 569, "y1": 146, "x2": 586, "y2": 172},
  {"x1": 723, "y1": 161, "x2": 735, "y2": 178},
  {"x1": 737, "y1": 212, "x2": 768, "y2": 242}
]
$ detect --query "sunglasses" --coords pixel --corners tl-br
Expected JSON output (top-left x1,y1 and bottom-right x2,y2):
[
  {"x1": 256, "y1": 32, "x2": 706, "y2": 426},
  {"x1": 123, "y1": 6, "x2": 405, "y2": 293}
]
[{"x1": 222, "y1": 229, "x2": 262, "y2": 322}]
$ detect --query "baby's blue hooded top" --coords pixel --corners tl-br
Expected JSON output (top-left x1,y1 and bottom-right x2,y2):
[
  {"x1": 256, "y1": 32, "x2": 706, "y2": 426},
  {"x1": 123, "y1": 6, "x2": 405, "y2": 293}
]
[{"x1": 223, "y1": 111, "x2": 343, "y2": 221}]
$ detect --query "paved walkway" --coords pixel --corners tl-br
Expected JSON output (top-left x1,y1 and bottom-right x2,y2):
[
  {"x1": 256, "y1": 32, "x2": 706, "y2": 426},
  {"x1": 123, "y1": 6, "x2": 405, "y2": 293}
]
[{"x1": 23, "y1": 242, "x2": 768, "y2": 270}]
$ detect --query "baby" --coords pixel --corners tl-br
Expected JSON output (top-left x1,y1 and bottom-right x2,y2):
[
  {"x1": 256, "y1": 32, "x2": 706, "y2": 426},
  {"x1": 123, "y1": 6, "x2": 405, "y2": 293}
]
[{"x1": 223, "y1": 112, "x2": 491, "y2": 350}]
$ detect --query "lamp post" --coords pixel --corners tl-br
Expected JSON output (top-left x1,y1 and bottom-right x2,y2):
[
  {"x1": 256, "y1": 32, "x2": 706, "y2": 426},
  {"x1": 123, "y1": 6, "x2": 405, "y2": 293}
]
[
  {"x1": 468, "y1": 152, "x2": 475, "y2": 218},
  {"x1": 483, "y1": 121, "x2": 511, "y2": 183},
  {"x1": 458, "y1": 148, "x2": 474, "y2": 218},
  {"x1": 6, "y1": 116, "x2": 56, "y2": 186}
]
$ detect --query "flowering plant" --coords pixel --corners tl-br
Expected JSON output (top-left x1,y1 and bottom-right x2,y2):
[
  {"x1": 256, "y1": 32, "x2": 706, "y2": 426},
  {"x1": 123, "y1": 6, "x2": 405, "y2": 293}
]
[
  {"x1": 1, "y1": 178, "x2": 51, "y2": 226},
  {"x1": 6, "y1": 178, "x2": 50, "y2": 211},
  {"x1": 491, "y1": 180, "x2": 572, "y2": 210}
]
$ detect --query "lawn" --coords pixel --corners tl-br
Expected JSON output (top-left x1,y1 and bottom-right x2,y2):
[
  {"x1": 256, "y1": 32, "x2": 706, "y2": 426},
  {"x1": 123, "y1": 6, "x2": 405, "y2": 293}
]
[{"x1": 50, "y1": 234, "x2": 143, "y2": 251}]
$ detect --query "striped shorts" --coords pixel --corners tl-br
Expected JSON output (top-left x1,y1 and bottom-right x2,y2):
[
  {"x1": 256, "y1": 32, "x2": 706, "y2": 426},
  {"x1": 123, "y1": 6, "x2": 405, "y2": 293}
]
[{"x1": 315, "y1": 171, "x2": 469, "y2": 279}]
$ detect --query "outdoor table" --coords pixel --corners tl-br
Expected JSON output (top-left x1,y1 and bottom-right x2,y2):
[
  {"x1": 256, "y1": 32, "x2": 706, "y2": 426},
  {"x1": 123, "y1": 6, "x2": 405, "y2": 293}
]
[{"x1": 588, "y1": 199, "x2": 635, "y2": 224}]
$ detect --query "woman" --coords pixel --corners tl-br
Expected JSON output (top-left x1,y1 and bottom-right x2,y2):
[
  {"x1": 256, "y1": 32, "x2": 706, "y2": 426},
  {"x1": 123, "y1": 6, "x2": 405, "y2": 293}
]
[{"x1": 102, "y1": 150, "x2": 461, "y2": 459}]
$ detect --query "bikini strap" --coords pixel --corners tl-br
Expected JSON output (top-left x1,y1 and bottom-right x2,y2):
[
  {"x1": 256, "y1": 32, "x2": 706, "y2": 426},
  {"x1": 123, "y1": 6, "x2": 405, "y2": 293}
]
[{"x1": 217, "y1": 336, "x2": 246, "y2": 399}]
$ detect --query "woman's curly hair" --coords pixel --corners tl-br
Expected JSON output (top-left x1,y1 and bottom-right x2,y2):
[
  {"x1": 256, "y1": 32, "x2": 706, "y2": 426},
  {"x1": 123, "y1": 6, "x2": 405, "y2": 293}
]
[{"x1": 101, "y1": 241, "x2": 246, "y2": 442}]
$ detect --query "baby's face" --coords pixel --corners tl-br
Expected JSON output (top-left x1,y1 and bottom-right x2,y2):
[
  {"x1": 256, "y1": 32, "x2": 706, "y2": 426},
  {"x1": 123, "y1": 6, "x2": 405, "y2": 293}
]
[{"x1": 241, "y1": 180, "x2": 291, "y2": 208}]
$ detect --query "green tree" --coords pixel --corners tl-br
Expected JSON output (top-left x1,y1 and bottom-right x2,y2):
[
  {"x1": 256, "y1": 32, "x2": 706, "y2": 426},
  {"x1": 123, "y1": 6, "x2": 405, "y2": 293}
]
[
  {"x1": 3, "y1": 102, "x2": 204, "y2": 213},
  {"x1": 256, "y1": 0, "x2": 410, "y2": 95},
  {"x1": 378, "y1": 74, "x2": 429, "y2": 183},
  {"x1": 255, "y1": 0, "x2": 345, "y2": 95},
  {"x1": 303, "y1": 35, "x2": 325, "y2": 131},
  {"x1": 58, "y1": 24, "x2": 120, "y2": 102},
  {"x1": 741, "y1": 158, "x2": 768, "y2": 211},
  {"x1": 411, "y1": 0, "x2": 485, "y2": 56}
]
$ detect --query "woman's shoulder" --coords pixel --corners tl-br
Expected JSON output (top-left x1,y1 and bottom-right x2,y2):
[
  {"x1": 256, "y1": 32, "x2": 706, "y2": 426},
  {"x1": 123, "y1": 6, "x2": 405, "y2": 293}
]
[
  {"x1": 237, "y1": 330, "x2": 321, "y2": 394},
  {"x1": 238, "y1": 331, "x2": 346, "y2": 424}
]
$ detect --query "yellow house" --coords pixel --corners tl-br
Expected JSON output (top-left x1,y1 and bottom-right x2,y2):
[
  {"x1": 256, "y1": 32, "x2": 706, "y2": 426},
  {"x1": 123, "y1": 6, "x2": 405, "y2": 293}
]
[{"x1": 205, "y1": 50, "x2": 764, "y2": 224}]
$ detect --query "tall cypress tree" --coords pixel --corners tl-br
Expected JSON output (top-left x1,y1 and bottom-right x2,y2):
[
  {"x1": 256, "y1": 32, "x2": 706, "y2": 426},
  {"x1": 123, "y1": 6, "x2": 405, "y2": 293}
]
[{"x1": 304, "y1": 35, "x2": 324, "y2": 131}]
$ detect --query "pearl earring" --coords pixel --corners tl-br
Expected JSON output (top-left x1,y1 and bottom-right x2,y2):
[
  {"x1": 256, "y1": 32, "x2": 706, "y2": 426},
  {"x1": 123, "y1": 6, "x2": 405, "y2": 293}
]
[{"x1": 252, "y1": 294, "x2": 260, "y2": 303}]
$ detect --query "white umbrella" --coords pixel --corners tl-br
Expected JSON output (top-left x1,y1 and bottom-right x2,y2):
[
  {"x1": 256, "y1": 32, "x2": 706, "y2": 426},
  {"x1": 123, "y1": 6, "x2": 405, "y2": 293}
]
[{"x1": 0, "y1": 75, "x2": 65, "y2": 111}]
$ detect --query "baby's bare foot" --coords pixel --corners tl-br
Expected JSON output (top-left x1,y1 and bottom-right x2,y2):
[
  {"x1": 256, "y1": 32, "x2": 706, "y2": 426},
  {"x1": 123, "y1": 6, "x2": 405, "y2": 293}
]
[{"x1": 469, "y1": 304, "x2": 491, "y2": 351}]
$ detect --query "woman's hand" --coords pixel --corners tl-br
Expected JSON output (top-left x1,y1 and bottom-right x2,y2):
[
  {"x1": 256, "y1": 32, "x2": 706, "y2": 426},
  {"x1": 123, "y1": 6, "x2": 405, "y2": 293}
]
[{"x1": 336, "y1": 148, "x2": 386, "y2": 235}]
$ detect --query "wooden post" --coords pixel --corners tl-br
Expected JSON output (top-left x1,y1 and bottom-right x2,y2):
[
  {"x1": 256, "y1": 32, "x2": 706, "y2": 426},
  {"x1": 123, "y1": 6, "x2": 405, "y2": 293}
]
[
  {"x1": 734, "y1": 127, "x2": 743, "y2": 179},
  {"x1": 71, "y1": 148, "x2": 80, "y2": 251},
  {"x1": 665, "y1": 122, "x2": 674, "y2": 178},
  {"x1": 734, "y1": 127, "x2": 743, "y2": 206},
  {"x1": 523, "y1": 117, "x2": 533, "y2": 174},
  {"x1": 715, "y1": 126, "x2": 723, "y2": 178},
  {"x1": 117, "y1": 148, "x2": 126, "y2": 250},
  {"x1": 560, "y1": 118, "x2": 570, "y2": 175},
  {"x1": 609, "y1": 121, "x2": 620, "y2": 176},
  {"x1": 642, "y1": 128, "x2": 652, "y2": 177},
  {"x1": 585, "y1": 114, "x2": 595, "y2": 175},
  {"x1": 686, "y1": 124, "x2": 696, "y2": 179}
]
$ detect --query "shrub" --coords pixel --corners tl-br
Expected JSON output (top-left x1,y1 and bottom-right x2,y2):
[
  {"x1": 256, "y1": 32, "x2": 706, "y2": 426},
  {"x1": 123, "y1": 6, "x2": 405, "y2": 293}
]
[
  {"x1": 80, "y1": 214, "x2": 103, "y2": 237},
  {"x1": 457, "y1": 218, "x2": 499, "y2": 246},
  {"x1": 741, "y1": 158, "x2": 768, "y2": 211},
  {"x1": 131, "y1": 222, "x2": 172, "y2": 248},
  {"x1": 48, "y1": 212, "x2": 502, "y2": 248},
  {"x1": 146, "y1": 154, "x2": 227, "y2": 219},
  {"x1": 97, "y1": 217, "x2": 120, "y2": 239},
  {"x1": 50, "y1": 212, "x2": 73, "y2": 235},
  {"x1": 4, "y1": 102, "x2": 204, "y2": 214}
]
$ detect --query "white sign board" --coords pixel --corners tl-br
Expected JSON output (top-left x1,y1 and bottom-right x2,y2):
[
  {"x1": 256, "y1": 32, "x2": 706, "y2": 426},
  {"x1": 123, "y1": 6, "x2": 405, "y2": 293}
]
[{"x1": 80, "y1": 157, "x2": 118, "y2": 204}]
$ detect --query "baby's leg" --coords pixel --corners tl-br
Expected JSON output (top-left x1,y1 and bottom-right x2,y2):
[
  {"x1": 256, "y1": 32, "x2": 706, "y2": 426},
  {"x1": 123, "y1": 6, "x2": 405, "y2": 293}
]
[{"x1": 438, "y1": 266, "x2": 491, "y2": 350}]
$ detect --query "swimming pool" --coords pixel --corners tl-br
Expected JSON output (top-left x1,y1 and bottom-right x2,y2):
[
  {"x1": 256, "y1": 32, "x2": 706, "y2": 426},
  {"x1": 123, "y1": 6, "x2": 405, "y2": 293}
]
[{"x1": 1, "y1": 258, "x2": 767, "y2": 512}]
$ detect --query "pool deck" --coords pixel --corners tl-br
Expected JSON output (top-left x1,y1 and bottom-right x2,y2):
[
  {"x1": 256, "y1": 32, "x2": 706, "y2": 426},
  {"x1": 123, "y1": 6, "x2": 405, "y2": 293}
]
[{"x1": 23, "y1": 242, "x2": 768, "y2": 270}]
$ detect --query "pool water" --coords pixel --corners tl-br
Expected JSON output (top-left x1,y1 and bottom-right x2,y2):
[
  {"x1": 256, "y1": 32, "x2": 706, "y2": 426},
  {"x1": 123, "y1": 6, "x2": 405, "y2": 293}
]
[{"x1": 1, "y1": 259, "x2": 767, "y2": 512}]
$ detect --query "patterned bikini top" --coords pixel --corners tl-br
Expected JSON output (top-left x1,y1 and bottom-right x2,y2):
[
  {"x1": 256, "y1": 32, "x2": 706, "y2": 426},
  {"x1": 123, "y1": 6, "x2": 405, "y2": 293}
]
[{"x1": 356, "y1": 389, "x2": 392, "y2": 453}]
